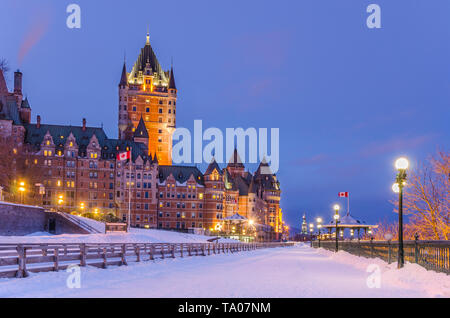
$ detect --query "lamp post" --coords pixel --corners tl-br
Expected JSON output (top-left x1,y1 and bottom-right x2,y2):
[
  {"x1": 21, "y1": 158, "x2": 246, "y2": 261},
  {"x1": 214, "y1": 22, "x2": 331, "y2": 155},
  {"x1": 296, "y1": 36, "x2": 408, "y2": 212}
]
[
  {"x1": 316, "y1": 217, "x2": 322, "y2": 248},
  {"x1": 18, "y1": 181, "x2": 26, "y2": 204},
  {"x1": 393, "y1": 157, "x2": 409, "y2": 269},
  {"x1": 333, "y1": 204, "x2": 340, "y2": 252},
  {"x1": 309, "y1": 223, "x2": 314, "y2": 247},
  {"x1": 57, "y1": 194, "x2": 64, "y2": 211}
]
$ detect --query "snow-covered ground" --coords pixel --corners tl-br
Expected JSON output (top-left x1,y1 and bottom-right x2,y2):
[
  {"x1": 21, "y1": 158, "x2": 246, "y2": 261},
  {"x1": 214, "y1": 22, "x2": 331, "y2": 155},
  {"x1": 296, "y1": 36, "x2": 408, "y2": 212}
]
[
  {"x1": 1, "y1": 243, "x2": 449, "y2": 298},
  {"x1": 0, "y1": 228, "x2": 237, "y2": 244}
]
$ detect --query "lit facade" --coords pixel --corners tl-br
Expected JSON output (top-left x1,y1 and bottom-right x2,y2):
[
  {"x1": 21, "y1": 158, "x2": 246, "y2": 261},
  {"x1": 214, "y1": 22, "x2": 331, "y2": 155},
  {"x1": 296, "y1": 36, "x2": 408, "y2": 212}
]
[{"x1": 0, "y1": 33, "x2": 284, "y2": 240}]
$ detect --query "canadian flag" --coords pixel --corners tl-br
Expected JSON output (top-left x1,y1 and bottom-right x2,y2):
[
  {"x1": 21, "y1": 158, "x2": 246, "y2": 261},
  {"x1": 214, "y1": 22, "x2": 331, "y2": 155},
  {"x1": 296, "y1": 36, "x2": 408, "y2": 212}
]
[
  {"x1": 116, "y1": 150, "x2": 131, "y2": 161},
  {"x1": 338, "y1": 192, "x2": 349, "y2": 197}
]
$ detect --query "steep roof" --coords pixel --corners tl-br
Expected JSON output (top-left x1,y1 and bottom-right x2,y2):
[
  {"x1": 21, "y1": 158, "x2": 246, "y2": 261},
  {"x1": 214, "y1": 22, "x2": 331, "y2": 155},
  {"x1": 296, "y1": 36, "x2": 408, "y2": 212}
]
[
  {"x1": 129, "y1": 33, "x2": 167, "y2": 83},
  {"x1": 158, "y1": 165, "x2": 204, "y2": 185},
  {"x1": 133, "y1": 116, "x2": 148, "y2": 138},
  {"x1": 168, "y1": 66, "x2": 176, "y2": 90},
  {"x1": 24, "y1": 123, "x2": 107, "y2": 153},
  {"x1": 119, "y1": 62, "x2": 128, "y2": 86},
  {"x1": 255, "y1": 158, "x2": 272, "y2": 176},
  {"x1": 227, "y1": 148, "x2": 245, "y2": 168},
  {"x1": 205, "y1": 157, "x2": 222, "y2": 175},
  {"x1": 21, "y1": 97, "x2": 30, "y2": 109}
]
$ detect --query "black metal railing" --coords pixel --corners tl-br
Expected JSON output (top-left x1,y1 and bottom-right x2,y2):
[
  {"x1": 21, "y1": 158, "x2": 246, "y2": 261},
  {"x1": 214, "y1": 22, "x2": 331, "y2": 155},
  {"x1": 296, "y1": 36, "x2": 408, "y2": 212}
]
[{"x1": 312, "y1": 239, "x2": 450, "y2": 274}]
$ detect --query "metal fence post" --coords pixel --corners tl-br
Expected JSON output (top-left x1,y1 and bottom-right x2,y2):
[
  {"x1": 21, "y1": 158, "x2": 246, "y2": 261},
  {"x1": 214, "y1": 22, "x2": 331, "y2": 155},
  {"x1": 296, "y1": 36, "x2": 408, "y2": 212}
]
[
  {"x1": 387, "y1": 241, "x2": 391, "y2": 264},
  {"x1": 414, "y1": 233, "x2": 419, "y2": 264}
]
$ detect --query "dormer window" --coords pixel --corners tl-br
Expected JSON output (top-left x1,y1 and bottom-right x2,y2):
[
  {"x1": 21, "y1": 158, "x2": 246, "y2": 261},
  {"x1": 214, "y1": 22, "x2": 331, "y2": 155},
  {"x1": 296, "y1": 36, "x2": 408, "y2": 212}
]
[{"x1": 46, "y1": 140, "x2": 50, "y2": 146}]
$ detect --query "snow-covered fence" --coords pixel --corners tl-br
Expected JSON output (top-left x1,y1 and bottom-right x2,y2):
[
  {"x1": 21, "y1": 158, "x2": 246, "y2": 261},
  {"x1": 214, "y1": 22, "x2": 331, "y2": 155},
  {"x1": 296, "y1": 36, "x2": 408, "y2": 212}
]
[
  {"x1": 0, "y1": 242, "x2": 294, "y2": 278},
  {"x1": 313, "y1": 240, "x2": 450, "y2": 274}
]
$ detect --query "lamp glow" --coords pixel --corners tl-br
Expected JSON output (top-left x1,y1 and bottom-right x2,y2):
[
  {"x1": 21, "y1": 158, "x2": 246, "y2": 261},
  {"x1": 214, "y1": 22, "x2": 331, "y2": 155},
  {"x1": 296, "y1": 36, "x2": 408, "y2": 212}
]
[
  {"x1": 392, "y1": 183, "x2": 400, "y2": 193},
  {"x1": 395, "y1": 157, "x2": 409, "y2": 170},
  {"x1": 333, "y1": 204, "x2": 340, "y2": 212}
]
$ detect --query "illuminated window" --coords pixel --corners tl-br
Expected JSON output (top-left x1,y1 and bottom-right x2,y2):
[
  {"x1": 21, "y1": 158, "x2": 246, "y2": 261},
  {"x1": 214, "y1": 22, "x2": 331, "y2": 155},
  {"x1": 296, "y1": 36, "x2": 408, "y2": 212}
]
[{"x1": 198, "y1": 193, "x2": 203, "y2": 199}]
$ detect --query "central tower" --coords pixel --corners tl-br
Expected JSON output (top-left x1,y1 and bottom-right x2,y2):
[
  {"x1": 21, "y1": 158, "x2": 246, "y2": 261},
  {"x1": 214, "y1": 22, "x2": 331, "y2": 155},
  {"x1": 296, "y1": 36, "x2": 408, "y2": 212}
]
[{"x1": 118, "y1": 32, "x2": 177, "y2": 165}]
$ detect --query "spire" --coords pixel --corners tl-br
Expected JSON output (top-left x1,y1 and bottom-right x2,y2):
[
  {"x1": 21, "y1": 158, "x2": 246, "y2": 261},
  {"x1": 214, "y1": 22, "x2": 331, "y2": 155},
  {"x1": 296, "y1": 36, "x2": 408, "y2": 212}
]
[
  {"x1": 133, "y1": 116, "x2": 149, "y2": 138},
  {"x1": 168, "y1": 65, "x2": 176, "y2": 90},
  {"x1": 119, "y1": 62, "x2": 128, "y2": 86},
  {"x1": 146, "y1": 29, "x2": 150, "y2": 45},
  {"x1": 227, "y1": 148, "x2": 244, "y2": 168}
]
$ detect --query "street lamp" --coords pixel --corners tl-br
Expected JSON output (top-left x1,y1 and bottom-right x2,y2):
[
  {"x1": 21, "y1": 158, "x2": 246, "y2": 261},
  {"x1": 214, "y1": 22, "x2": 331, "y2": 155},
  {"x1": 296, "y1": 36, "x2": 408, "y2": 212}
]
[
  {"x1": 333, "y1": 204, "x2": 340, "y2": 252},
  {"x1": 309, "y1": 223, "x2": 314, "y2": 247},
  {"x1": 394, "y1": 157, "x2": 409, "y2": 269},
  {"x1": 316, "y1": 217, "x2": 322, "y2": 248},
  {"x1": 18, "y1": 181, "x2": 26, "y2": 204},
  {"x1": 57, "y1": 194, "x2": 64, "y2": 211}
]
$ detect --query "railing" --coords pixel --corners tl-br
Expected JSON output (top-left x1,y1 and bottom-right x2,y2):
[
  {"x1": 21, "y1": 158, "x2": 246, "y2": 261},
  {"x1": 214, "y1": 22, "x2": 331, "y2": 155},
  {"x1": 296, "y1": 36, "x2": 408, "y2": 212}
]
[
  {"x1": 56, "y1": 212, "x2": 103, "y2": 234},
  {"x1": 0, "y1": 242, "x2": 294, "y2": 278},
  {"x1": 312, "y1": 240, "x2": 450, "y2": 274}
]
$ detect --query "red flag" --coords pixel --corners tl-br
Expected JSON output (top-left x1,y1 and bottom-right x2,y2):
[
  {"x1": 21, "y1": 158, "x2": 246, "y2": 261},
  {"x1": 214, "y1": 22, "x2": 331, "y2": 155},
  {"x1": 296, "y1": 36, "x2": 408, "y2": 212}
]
[
  {"x1": 338, "y1": 192, "x2": 349, "y2": 197},
  {"x1": 116, "y1": 150, "x2": 131, "y2": 161}
]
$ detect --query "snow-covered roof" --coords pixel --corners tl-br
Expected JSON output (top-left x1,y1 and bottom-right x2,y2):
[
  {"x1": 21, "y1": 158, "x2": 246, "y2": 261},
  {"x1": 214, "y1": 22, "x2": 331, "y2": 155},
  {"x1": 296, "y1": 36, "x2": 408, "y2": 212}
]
[{"x1": 323, "y1": 213, "x2": 377, "y2": 228}]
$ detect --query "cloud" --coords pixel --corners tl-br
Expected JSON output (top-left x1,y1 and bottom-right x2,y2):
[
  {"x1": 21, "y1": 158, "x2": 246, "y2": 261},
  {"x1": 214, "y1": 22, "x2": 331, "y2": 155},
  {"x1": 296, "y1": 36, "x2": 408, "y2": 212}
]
[
  {"x1": 18, "y1": 10, "x2": 51, "y2": 66},
  {"x1": 358, "y1": 134, "x2": 436, "y2": 158}
]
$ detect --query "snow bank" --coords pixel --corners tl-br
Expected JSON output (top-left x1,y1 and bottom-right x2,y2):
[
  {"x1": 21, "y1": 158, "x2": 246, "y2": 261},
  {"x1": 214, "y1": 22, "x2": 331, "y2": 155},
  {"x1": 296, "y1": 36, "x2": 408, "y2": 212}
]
[
  {"x1": 0, "y1": 227, "x2": 238, "y2": 244},
  {"x1": 314, "y1": 246, "x2": 450, "y2": 298}
]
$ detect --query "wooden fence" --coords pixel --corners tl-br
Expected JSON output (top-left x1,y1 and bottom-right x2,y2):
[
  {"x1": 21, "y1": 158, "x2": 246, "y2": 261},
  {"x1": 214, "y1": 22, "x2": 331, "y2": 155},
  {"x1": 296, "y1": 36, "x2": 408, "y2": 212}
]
[
  {"x1": 312, "y1": 240, "x2": 450, "y2": 274},
  {"x1": 0, "y1": 242, "x2": 294, "y2": 279}
]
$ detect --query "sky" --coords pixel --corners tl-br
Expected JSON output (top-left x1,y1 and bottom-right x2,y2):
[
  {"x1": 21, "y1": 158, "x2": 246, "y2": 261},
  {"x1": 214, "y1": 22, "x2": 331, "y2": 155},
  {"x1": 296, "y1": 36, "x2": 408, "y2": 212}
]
[{"x1": 1, "y1": 0, "x2": 449, "y2": 228}]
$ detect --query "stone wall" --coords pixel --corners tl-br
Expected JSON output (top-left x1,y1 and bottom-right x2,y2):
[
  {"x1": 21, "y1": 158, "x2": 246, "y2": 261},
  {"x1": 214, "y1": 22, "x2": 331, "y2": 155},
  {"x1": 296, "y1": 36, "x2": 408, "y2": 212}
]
[
  {"x1": 0, "y1": 202, "x2": 89, "y2": 236},
  {"x1": 0, "y1": 202, "x2": 46, "y2": 236}
]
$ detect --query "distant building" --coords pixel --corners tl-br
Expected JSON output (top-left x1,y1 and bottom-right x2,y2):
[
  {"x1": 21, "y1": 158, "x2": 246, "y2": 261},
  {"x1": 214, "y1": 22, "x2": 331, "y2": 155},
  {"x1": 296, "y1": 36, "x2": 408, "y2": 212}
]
[
  {"x1": 301, "y1": 214, "x2": 307, "y2": 234},
  {"x1": 0, "y1": 32, "x2": 284, "y2": 240}
]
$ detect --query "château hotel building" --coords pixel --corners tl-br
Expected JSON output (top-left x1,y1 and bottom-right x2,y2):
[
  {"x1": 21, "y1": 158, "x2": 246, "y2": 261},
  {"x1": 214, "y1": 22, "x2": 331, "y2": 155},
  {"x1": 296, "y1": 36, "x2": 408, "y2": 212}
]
[{"x1": 0, "y1": 33, "x2": 284, "y2": 240}]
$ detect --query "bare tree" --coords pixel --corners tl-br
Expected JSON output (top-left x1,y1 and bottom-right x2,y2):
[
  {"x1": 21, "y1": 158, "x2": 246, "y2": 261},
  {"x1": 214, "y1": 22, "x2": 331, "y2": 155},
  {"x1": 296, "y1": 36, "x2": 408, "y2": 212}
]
[
  {"x1": 0, "y1": 58, "x2": 9, "y2": 74},
  {"x1": 393, "y1": 150, "x2": 450, "y2": 240}
]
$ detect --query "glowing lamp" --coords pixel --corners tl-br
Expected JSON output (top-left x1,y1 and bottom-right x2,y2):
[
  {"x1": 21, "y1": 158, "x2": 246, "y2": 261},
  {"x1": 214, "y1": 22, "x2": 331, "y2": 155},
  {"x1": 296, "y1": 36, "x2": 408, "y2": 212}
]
[
  {"x1": 392, "y1": 183, "x2": 400, "y2": 193},
  {"x1": 395, "y1": 157, "x2": 409, "y2": 170}
]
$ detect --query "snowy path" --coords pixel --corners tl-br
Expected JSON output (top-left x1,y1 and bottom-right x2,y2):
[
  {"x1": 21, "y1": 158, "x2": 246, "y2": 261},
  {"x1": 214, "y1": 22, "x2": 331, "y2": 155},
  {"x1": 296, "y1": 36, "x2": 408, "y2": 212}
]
[{"x1": 1, "y1": 244, "x2": 449, "y2": 298}]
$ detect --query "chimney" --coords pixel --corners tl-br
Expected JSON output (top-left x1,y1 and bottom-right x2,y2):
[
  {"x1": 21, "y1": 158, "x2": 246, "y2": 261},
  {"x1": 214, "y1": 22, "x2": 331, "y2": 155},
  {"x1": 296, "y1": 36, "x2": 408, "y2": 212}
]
[
  {"x1": 14, "y1": 70, "x2": 22, "y2": 94},
  {"x1": 36, "y1": 115, "x2": 41, "y2": 128},
  {"x1": 82, "y1": 118, "x2": 86, "y2": 131}
]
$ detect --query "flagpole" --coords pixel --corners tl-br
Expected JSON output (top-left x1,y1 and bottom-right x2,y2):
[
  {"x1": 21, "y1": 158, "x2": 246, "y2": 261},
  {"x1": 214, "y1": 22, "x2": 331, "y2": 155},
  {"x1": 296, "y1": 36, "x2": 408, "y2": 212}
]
[
  {"x1": 128, "y1": 147, "x2": 132, "y2": 230},
  {"x1": 347, "y1": 193, "x2": 350, "y2": 216}
]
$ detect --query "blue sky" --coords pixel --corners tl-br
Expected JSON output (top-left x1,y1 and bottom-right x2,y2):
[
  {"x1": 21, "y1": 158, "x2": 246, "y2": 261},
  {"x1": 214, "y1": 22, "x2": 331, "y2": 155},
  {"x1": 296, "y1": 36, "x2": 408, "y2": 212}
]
[{"x1": 1, "y1": 0, "x2": 449, "y2": 227}]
